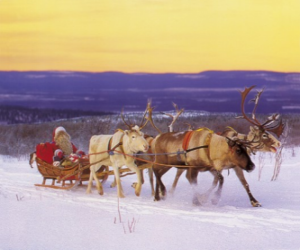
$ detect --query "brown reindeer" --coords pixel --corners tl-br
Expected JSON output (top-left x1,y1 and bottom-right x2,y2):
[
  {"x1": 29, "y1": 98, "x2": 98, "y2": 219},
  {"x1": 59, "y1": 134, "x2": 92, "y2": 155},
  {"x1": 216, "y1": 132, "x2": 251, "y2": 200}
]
[
  {"x1": 152, "y1": 128, "x2": 255, "y2": 205},
  {"x1": 137, "y1": 101, "x2": 184, "y2": 196},
  {"x1": 169, "y1": 86, "x2": 284, "y2": 206}
]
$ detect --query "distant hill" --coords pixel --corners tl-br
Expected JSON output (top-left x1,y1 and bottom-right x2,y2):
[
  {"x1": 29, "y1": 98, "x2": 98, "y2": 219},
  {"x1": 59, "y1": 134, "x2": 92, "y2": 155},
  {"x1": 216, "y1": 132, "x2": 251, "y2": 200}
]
[
  {"x1": 0, "y1": 70, "x2": 299, "y2": 116},
  {"x1": 0, "y1": 105, "x2": 112, "y2": 124}
]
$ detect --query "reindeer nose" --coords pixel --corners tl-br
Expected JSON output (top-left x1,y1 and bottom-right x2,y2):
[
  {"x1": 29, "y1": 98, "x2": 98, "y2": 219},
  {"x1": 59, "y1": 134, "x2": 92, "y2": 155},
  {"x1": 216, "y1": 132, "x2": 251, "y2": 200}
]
[{"x1": 247, "y1": 163, "x2": 255, "y2": 172}]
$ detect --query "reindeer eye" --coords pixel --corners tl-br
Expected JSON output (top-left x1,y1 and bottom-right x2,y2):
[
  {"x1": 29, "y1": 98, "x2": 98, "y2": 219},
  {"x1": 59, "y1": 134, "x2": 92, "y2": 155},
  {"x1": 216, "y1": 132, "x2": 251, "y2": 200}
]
[
  {"x1": 236, "y1": 148, "x2": 242, "y2": 155},
  {"x1": 262, "y1": 133, "x2": 268, "y2": 139},
  {"x1": 132, "y1": 135, "x2": 136, "y2": 139}
]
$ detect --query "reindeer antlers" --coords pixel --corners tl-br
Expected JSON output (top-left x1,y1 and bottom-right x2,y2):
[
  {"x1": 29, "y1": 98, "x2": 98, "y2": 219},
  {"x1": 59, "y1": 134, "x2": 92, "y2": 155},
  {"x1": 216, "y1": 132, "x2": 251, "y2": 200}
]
[
  {"x1": 120, "y1": 108, "x2": 134, "y2": 130},
  {"x1": 237, "y1": 85, "x2": 285, "y2": 138},
  {"x1": 161, "y1": 102, "x2": 184, "y2": 132},
  {"x1": 120, "y1": 102, "x2": 149, "y2": 130},
  {"x1": 145, "y1": 99, "x2": 162, "y2": 134}
]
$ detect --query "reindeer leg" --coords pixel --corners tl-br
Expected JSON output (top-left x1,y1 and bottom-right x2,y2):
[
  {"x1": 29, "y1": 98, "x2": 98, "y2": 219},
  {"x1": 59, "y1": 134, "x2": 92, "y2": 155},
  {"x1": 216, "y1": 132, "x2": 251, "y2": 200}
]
[
  {"x1": 86, "y1": 169, "x2": 94, "y2": 194},
  {"x1": 234, "y1": 167, "x2": 261, "y2": 207},
  {"x1": 126, "y1": 162, "x2": 142, "y2": 196},
  {"x1": 92, "y1": 166, "x2": 104, "y2": 195},
  {"x1": 113, "y1": 166, "x2": 125, "y2": 198},
  {"x1": 99, "y1": 165, "x2": 109, "y2": 184},
  {"x1": 110, "y1": 177, "x2": 117, "y2": 188},
  {"x1": 131, "y1": 168, "x2": 144, "y2": 189},
  {"x1": 148, "y1": 167, "x2": 155, "y2": 196},
  {"x1": 169, "y1": 168, "x2": 185, "y2": 194},
  {"x1": 154, "y1": 178, "x2": 161, "y2": 201},
  {"x1": 153, "y1": 165, "x2": 169, "y2": 201},
  {"x1": 186, "y1": 168, "x2": 203, "y2": 205},
  {"x1": 211, "y1": 171, "x2": 224, "y2": 205}
]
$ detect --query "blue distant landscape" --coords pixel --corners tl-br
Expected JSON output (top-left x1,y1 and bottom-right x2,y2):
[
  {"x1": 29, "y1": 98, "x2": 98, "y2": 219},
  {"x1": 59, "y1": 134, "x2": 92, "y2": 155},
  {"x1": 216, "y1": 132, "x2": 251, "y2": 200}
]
[{"x1": 0, "y1": 70, "x2": 299, "y2": 115}]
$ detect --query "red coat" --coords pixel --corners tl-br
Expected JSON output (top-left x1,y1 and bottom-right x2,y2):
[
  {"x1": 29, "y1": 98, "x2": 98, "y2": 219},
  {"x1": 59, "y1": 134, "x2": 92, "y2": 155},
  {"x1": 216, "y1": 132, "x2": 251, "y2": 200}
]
[{"x1": 36, "y1": 141, "x2": 78, "y2": 164}]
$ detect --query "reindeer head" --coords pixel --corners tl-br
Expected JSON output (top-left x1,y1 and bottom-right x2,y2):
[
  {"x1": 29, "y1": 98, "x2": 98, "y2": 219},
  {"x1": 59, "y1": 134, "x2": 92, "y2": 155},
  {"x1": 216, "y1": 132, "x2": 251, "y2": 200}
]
[
  {"x1": 120, "y1": 103, "x2": 151, "y2": 153},
  {"x1": 237, "y1": 85, "x2": 284, "y2": 153},
  {"x1": 226, "y1": 137, "x2": 255, "y2": 172},
  {"x1": 248, "y1": 125, "x2": 281, "y2": 153},
  {"x1": 124, "y1": 126, "x2": 149, "y2": 153}
]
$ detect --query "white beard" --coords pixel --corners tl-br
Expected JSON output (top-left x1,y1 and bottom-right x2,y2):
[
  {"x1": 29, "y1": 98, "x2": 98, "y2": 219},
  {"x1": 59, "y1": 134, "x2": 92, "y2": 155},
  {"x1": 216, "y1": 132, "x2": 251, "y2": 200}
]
[{"x1": 55, "y1": 132, "x2": 73, "y2": 155}]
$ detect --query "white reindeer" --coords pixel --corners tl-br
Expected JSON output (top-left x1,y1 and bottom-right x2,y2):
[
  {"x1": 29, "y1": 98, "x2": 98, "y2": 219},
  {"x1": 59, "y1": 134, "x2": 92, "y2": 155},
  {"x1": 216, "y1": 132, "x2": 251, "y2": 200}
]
[{"x1": 87, "y1": 110, "x2": 149, "y2": 198}]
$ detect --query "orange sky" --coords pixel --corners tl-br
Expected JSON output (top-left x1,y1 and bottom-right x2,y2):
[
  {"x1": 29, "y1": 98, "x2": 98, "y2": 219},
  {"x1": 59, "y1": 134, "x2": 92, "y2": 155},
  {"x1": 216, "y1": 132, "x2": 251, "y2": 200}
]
[{"x1": 0, "y1": 0, "x2": 300, "y2": 73}]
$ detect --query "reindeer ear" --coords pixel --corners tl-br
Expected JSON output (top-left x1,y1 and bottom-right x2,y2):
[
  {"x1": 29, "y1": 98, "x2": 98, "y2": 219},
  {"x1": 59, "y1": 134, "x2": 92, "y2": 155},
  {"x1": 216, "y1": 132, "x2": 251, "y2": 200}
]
[{"x1": 124, "y1": 130, "x2": 129, "y2": 135}]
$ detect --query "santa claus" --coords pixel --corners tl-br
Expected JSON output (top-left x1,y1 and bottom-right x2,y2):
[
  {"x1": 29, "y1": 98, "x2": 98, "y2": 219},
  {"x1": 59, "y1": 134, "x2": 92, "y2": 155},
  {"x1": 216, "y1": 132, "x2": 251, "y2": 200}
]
[
  {"x1": 51, "y1": 126, "x2": 85, "y2": 165},
  {"x1": 35, "y1": 126, "x2": 85, "y2": 166}
]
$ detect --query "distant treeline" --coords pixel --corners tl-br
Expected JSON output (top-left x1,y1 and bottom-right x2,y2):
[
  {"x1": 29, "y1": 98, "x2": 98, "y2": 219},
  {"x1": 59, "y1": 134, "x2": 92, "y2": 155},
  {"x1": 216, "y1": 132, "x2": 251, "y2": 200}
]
[
  {"x1": 0, "y1": 112, "x2": 299, "y2": 159},
  {"x1": 0, "y1": 105, "x2": 113, "y2": 124}
]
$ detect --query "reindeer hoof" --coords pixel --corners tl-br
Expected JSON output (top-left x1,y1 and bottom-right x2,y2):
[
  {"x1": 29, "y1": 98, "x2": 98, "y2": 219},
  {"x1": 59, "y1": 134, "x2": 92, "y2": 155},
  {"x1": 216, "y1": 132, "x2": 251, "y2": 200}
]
[
  {"x1": 192, "y1": 197, "x2": 201, "y2": 206},
  {"x1": 131, "y1": 182, "x2": 137, "y2": 188},
  {"x1": 211, "y1": 195, "x2": 220, "y2": 205},
  {"x1": 135, "y1": 184, "x2": 142, "y2": 197},
  {"x1": 154, "y1": 196, "x2": 161, "y2": 201},
  {"x1": 251, "y1": 201, "x2": 262, "y2": 207}
]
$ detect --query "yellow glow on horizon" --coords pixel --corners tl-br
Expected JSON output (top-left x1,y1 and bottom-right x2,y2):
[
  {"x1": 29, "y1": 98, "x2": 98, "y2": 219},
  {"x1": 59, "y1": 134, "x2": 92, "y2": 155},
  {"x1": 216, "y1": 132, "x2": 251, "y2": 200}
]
[{"x1": 0, "y1": 0, "x2": 299, "y2": 73}]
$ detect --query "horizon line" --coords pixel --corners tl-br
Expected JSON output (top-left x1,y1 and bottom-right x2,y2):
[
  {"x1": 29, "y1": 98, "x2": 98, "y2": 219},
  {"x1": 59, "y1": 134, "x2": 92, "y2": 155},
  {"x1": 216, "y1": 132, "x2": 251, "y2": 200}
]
[{"x1": 0, "y1": 69, "x2": 300, "y2": 75}]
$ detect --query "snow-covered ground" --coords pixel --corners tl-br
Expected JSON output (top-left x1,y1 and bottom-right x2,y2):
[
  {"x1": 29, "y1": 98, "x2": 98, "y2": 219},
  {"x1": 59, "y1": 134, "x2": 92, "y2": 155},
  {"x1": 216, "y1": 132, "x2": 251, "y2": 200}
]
[{"x1": 1, "y1": 148, "x2": 300, "y2": 250}]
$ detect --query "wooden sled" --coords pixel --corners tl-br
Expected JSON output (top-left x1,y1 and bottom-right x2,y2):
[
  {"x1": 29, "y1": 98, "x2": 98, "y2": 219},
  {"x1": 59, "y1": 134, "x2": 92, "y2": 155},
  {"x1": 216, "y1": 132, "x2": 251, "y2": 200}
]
[{"x1": 35, "y1": 157, "x2": 109, "y2": 190}]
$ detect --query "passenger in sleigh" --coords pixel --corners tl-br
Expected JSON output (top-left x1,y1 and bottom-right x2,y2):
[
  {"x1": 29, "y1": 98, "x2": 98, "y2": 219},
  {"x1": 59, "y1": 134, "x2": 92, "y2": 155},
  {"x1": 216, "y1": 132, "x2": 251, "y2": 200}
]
[
  {"x1": 51, "y1": 126, "x2": 86, "y2": 167},
  {"x1": 36, "y1": 126, "x2": 85, "y2": 167}
]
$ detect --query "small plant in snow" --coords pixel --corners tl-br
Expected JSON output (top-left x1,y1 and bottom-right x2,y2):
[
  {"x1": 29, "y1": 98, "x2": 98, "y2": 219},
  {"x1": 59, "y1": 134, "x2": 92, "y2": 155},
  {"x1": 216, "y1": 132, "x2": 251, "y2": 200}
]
[
  {"x1": 291, "y1": 147, "x2": 296, "y2": 157},
  {"x1": 114, "y1": 197, "x2": 138, "y2": 234},
  {"x1": 16, "y1": 193, "x2": 25, "y2": 201},
  {"x1": 258, "y1": 153, "x2": 265, "y2": 181},
  {"x1": 271, "y1": 122, "x2": 289, "y2": 181}
]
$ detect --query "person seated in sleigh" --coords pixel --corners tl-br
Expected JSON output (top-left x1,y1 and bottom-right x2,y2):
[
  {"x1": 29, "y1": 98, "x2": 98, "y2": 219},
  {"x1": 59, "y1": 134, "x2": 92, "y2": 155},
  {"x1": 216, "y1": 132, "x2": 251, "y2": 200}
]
[
  {"x1": 35, "y1": 126, "x2": 86, "y2": 167},
  {"x1": 51, "y1": 126, "x2": 86, "y2": 167}
]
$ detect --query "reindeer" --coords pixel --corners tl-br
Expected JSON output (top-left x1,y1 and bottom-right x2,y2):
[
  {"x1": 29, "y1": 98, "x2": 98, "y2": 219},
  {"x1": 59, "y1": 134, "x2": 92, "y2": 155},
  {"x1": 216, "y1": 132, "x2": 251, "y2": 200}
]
[
  {"x1": 137, "y1": 102, "x2": 183, "y2": 196},
  {"x1": 87, "y1": 109, "x2": 149, "y2": 198},
  {"x1": 121, "y1": 101, "x2": 184, "y2": 196},
  {"x1": 169, "y1": 85, "x2": 284, "y2": 206},
  {"x1": 152, "y1": 128, "x2": 255, "y2": 205}
]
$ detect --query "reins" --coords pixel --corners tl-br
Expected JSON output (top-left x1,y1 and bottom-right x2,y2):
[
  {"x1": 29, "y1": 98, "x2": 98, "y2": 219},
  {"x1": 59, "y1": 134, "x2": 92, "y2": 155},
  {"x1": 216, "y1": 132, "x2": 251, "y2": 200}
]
[
  {"x1": 59, "y1": 128, "x2": 212, "y2": 182},
  {"x1": 58, "y1": 144, "x2": 209, "y2": 182}
]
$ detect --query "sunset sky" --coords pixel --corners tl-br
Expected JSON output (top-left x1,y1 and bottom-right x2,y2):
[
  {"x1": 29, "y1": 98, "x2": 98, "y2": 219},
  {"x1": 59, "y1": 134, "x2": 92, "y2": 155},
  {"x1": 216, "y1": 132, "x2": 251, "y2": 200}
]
[{"x1": 0, "y1": 0, "x2": 299, "y2": 73}]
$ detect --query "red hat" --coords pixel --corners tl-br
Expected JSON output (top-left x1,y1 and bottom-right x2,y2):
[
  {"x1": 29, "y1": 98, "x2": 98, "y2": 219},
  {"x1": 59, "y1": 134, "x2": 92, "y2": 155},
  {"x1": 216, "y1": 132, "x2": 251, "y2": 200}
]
[{"x1": 52, "y1": 127, "x2": 70, "y2": 141}]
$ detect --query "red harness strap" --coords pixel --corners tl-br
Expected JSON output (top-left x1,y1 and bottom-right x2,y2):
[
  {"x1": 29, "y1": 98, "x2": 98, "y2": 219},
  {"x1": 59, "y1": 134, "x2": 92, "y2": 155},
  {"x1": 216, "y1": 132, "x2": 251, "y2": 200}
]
[{"x1": 182, "y1": 131, "x2": 194, "y2": 151}]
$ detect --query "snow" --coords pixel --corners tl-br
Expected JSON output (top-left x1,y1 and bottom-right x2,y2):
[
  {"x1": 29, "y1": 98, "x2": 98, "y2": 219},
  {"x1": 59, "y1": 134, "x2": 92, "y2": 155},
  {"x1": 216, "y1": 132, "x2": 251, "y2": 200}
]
[{"x1": 1, "y1": 148, "x2": 300, "y2": 250}]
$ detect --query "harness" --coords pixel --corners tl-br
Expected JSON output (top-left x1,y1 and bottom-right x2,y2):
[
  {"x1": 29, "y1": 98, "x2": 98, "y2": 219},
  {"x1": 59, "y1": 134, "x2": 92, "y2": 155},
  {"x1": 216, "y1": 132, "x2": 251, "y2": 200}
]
[
  {"x1": 181, "y1": 127, "x2": 213, "y2": 165},
  {"x1": 107, "y1": 130, "x2": 126, "y2": 159}
]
